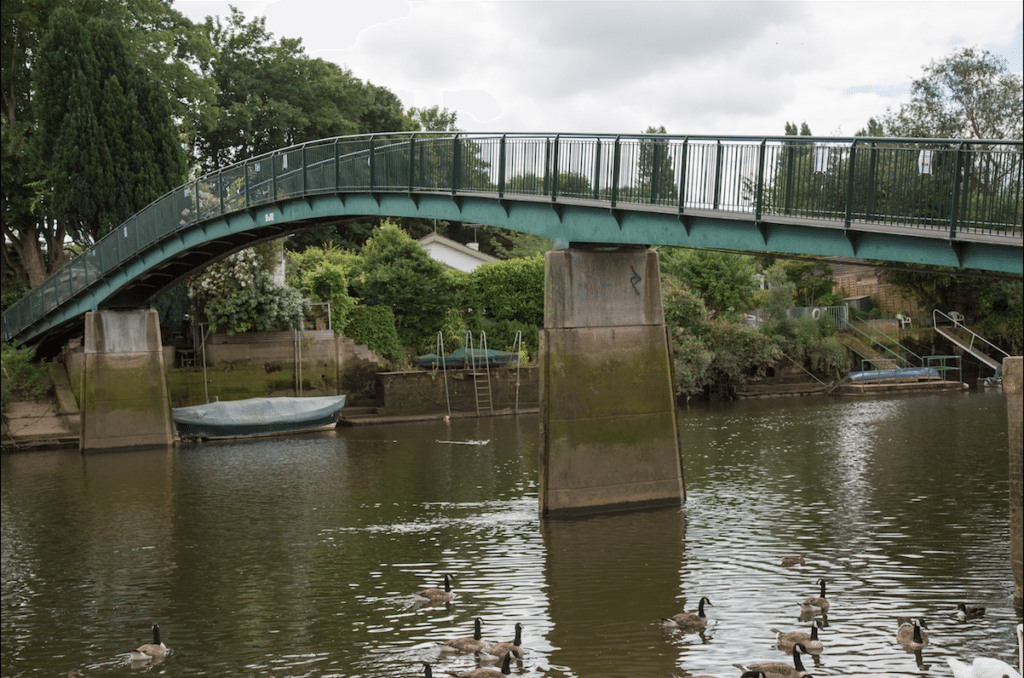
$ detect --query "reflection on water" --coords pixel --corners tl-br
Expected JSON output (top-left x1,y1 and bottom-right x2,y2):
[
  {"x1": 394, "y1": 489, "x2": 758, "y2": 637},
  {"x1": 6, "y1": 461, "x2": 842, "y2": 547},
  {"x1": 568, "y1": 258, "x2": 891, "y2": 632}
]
[{"x1": 1, "y1": 391, "x2": 1019, "y2": 677}]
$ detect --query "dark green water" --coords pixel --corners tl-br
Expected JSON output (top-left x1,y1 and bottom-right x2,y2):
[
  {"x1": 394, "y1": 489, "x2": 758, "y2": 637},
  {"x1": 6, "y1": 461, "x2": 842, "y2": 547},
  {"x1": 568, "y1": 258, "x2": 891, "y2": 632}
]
[{"x1": 2, "y1": 390, "x2": 1018, "y2": 677}]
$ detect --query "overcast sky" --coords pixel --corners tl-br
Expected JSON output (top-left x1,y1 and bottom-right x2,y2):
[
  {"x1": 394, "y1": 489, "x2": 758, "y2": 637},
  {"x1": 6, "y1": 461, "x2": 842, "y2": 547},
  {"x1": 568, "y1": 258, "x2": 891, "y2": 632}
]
[{"x1": 171, "y1": 1, "x2": 1023, "y2": 138}]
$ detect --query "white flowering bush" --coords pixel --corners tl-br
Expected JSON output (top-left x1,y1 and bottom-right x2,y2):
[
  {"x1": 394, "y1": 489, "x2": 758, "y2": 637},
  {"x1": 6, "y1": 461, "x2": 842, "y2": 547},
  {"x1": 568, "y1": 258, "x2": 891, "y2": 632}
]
[{"x1": 190, "y1": 249, "x2": 309, "y2": 334}]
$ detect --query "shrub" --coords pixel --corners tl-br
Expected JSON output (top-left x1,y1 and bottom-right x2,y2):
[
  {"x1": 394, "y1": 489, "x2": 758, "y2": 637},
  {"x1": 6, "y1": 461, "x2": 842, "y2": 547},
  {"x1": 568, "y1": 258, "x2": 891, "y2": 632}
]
[
  {"x1": 1, "y1": 344, "x2": 51, "y2": 409},
  {"x1": 347, "y1": 304, "x2": 403, "y2": 365},
  {"x1": 191, "y1": 249, "x2": 309, "y2": 334},
  {"x1": 463, "y1": 255, "x2": 545, "y2": 327}
]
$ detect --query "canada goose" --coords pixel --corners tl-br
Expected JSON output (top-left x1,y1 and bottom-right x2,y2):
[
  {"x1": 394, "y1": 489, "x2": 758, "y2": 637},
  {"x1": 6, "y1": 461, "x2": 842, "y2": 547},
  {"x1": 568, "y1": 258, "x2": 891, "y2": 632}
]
[
  {"x1": 799, "y1": 579, "x2": 829, "y2": 614},
  {"x1": 737, "y1": 643, "x2": 812, "y2": 678},
  {"x1": 772, "y1": 620, "x2": 824, "y2": 654},
  {"x1": 897, "y1": 618, "x2": 929, "y2": 647},
  {"x1": 478, "y1": 622, "x2": 523, "y2": 662},
  {"x1": 414, "y1": 573, "x2": 455, "y2": 605},
  {"x1": 956, "y1": 603, "x2": 987, "y2": 621},
  {"x1": 445, "y1": 650, "x2": 514, "y2": 677},
  {"x1": 439, "y1": 617, "x2": 485, "y2": 653},
  {"x1": 662, "y1": 596, "x2": 713, "y2": 629},
  {"x1": 781, "y1": 555, "x2": 806, "y2": 567},
  {"x1": 947, "y1": 656, "x2": 1022, "y2": 678},
  {"x1": 67, "y1": 671, "x2": 83, "y2": 678},
  {"x1": 129, "y1": 622, "x2": 167, "y2": 660}
]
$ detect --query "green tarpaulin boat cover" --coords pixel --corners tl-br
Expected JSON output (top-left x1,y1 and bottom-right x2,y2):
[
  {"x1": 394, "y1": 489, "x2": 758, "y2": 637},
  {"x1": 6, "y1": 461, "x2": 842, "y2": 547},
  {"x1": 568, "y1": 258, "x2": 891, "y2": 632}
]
[{"x1": 414, "y1": 347, "x2": 519, "y2": 369}]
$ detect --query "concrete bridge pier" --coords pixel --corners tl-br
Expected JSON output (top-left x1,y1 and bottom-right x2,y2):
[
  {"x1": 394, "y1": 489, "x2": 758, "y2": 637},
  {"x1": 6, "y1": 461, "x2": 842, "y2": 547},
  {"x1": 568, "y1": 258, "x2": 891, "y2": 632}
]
[
  {"x1": 1006, "y1": 357, "x2": 1023, "y2": 610},
  {"x1": 80, "y1": 309, "x2": 174, "y2": 451},
  {"x1": 538, "y1": 245, "x2": 684, "y2": 516}
]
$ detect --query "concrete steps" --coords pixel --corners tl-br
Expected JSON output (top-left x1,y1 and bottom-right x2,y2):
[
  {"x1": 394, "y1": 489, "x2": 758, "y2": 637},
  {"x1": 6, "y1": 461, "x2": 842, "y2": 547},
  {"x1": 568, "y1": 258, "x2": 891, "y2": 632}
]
[{"x1": 1, "y1": 400, "x2": 78, "y2": 449}]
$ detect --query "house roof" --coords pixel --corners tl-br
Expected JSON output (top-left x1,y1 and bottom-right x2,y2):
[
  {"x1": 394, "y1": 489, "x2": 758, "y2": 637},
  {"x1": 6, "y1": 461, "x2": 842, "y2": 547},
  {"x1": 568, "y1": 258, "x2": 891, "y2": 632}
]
[{"x1": 418, "y1": 232, "x2": 498, "y2": 273}]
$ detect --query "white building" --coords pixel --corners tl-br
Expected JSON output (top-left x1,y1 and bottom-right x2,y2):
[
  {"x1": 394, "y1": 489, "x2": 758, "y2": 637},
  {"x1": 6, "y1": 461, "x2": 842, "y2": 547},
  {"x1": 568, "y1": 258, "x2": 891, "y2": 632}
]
[{"x1": 417, "y1": 232, "x2": 498, "y2": 273}]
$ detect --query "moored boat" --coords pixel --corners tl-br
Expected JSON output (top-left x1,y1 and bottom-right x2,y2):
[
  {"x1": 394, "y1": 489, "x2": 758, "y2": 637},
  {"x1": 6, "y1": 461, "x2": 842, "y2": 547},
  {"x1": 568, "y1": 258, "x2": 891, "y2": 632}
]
[{"x1": 173, "y1": 395, "x2": 346, "y2": 440}]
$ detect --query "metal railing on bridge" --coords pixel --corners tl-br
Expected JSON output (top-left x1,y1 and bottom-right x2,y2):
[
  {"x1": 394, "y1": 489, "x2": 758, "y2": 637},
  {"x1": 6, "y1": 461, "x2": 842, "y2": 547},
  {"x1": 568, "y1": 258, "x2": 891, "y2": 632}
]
[{"x1": 4, "y1": 132, "x2": 1022, "y2": 344}]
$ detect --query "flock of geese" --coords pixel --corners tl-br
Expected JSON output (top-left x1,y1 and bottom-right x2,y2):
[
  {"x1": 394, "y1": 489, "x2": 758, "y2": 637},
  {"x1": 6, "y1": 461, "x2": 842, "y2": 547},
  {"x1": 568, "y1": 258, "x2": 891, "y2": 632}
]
[
  {"x1": 657, "y1": 574, "x2": 1021, "y2": 678},
  {"x1": 410, "y1": 570, "x2": 1022, "y2": 678},
  {"x1": 69, "y1": 568, "x2": 1021, "y2": 678}
]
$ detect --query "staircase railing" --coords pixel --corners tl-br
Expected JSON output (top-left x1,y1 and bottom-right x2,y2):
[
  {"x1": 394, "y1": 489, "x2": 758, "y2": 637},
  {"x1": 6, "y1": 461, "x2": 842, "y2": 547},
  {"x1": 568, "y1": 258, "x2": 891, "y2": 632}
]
[
  {"x1": 843, "y1": 321, "x2": 923, "y2": 368},
  {"x1": 931, "y1": 309, "x2": 1010, "y2": 374}
]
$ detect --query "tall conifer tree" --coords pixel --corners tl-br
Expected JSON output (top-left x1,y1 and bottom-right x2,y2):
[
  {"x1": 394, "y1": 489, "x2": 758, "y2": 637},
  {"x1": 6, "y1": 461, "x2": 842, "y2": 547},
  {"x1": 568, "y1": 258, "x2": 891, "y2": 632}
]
[{"x1": 33, "y1": 7, "x2": 186, "y2": 244}]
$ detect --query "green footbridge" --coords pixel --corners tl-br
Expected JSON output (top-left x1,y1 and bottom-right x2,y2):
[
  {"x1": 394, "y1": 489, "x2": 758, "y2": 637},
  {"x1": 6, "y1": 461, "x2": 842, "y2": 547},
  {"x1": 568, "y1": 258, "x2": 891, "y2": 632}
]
[{"x1": 3, "y1": 132, "x2": 1020, "y2": 350}]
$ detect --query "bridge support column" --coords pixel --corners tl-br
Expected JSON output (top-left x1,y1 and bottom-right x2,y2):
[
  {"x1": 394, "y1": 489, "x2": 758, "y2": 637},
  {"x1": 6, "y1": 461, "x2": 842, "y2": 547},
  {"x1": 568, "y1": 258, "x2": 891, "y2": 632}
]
[
  {"x1": 1006, "y1": 357, "x2": 1023, "y2": 610},
  {"x1": 538, "y1": 246, "x2": 684, "y2": 516},
  {"x1": 80, "y1": 309, "x2": 174, "y2": 451}
]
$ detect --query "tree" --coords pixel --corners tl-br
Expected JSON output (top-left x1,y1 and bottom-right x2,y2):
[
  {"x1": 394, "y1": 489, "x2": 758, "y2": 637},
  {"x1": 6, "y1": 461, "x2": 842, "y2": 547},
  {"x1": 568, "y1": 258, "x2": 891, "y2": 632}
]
[
  {"x1": 30, "y1": 8, "x2": 187, "y2": 247},
  {"x1": 409, "y1": 105, "x2": 459, "y2": 132},
  {"x1": 872, "y1": 47, "x2": 1022, "y2": 351},
  {"x1": 777, "y1": 258, "x2": 837, "y2": 307},
  {"x1": 881, "y1": 47, "x2": 1022, "y2": 140},
  {"x1": 659, "y1": 248, "x2": 758, "y2": 320},
  {"x1": 348, "y1": 221, "x2": 457, "y2": 346},
  {"x1": 637, "y1": 125, "x2": 676, "y2": 204},
  {"x1": 3, "y1": 0, "x2": 212, "y2": 293},
  {"x1": 194, "y1": 8, "x2": 413, "y2": 170}
]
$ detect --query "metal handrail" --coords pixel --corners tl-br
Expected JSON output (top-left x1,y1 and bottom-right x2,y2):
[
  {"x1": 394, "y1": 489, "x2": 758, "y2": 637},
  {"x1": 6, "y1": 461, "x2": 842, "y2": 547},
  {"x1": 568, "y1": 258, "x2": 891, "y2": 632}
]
[
  {"x1": 931, "y1": 309, "x2": 1011, "y2": 363},
  {"x1": 843, "y1": 321, "x2": 922, "y2": 368},
  {"x1": 4, "y1": 132, "x2": 1022, "y2": 344}
]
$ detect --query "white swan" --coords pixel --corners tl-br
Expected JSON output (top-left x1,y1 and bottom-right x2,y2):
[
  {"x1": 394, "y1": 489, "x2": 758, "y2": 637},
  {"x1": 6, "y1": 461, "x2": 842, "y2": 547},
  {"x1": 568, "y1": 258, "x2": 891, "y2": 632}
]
[
  {"x1": 947, "y1": 624, "x2": 1024, "y2": 678},
  {"x1": 947, "y1": 657, "x2": 1021, "y2": 678}
]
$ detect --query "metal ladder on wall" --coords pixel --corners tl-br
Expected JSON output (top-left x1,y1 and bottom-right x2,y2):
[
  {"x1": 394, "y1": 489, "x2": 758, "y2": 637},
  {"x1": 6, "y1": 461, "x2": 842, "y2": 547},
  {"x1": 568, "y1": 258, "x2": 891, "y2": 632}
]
[{"x1": 466, "y1": 331, "x2": 493, "y2": 415}]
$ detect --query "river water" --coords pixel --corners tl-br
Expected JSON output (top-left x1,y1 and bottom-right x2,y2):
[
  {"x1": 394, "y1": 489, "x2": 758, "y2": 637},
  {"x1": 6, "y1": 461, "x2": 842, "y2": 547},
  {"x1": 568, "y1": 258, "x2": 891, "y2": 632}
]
[{"x1": 1, "y1": 390, "x2": 1019, "y2": 678}]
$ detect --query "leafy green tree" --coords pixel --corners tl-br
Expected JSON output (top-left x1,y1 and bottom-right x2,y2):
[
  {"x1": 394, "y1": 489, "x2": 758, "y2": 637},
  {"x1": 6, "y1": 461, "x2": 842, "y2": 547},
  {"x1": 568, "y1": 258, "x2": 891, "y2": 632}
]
[
  {"x1": 346, "y1": 304, "x2": 403, "y2": 364},
  {"x1": 195, "y1": 8, "x2": 412, "y2": 170},
  {"x1": 348, "y1": 221, "x2": 457, "y2": 347},
  {"x1": 881, "y1": 47, "x2": 1022, "y2": 140},
  {"x1": 409, "y1": 105, "x2": 459, "y2": 132},
  {"x1": 1, "y1": 343, "x2": 51, "y2": 408},
  {"x1": 659, "y1": 248, "x2": 758, "y2": 320},
  {"x1": 777, "y1": 258, "x2": 835, "y2": 307},
  {"x1": 868, "y1": 47, "x2": 1022, "y2": 351},
  {"x1": 357, "y1": 82, "x2": 414, "y2": 134}
]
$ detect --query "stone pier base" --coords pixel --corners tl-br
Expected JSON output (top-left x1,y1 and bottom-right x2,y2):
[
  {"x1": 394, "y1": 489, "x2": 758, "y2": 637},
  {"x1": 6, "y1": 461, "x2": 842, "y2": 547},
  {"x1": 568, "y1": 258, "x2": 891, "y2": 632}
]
[
  {"x1": 80, "y1": 309, "x2": 174, "y2": 451},
  {"x1": 1005, "y1": 356, "x2": 1023, "y2": 610},
  {"x1": 539, "y1": 246, "x2": 684, "y2": 516}
]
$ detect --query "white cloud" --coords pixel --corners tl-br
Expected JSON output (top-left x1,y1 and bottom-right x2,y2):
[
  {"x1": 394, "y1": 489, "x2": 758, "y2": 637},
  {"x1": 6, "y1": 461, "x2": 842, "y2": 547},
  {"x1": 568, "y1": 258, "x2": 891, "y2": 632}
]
[{"x1": 172, "y1": 0, "x2": 1024, "y2": 138}]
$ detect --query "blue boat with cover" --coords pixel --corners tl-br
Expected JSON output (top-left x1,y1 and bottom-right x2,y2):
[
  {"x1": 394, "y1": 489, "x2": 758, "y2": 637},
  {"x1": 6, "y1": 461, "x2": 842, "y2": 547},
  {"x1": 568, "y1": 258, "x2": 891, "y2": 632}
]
[{"x1": 173, "y1": 395, "x2": 346, "y2": 439}]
